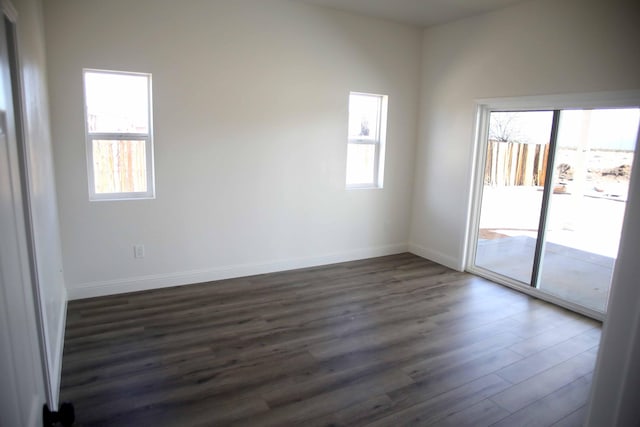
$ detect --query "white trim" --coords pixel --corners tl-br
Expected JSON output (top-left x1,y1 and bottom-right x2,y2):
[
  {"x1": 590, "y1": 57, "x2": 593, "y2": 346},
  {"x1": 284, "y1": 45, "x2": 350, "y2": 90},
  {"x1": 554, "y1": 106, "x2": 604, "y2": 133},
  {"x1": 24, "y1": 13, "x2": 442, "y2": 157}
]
[
  {"x1": 463, "y1": 104, "x2": 490, "y2": 271},
  {"x1": 377, "y1": 95, "x2": 388, "y2": 188},
  {"x1": 408, "y1": 242, "x2": 462, "y2": 271},
  {"x1": 465, "y1": 103, "x2": 491, "y2": 278},
  {"x1": 468, "y1": 265, "x2": 605, "y2": 321},
  {"x1": 67, "y1": 243, "x2": 408, "y2": 300},
  {"x1": 2, "y1": 6, "x2": 57, "y2": 413},
  {"x1": 3, "y1": 0, "x2": 70, "y2": 418},
  {"x1": 345, "y1": 183, "x2": 384, "y2": 191},
  {"x1": 48, "y1": 290, "x2": 66, "y2": 410},
  {"x1": 475, "y1": 90, "x2": 640, "y2": 111}
]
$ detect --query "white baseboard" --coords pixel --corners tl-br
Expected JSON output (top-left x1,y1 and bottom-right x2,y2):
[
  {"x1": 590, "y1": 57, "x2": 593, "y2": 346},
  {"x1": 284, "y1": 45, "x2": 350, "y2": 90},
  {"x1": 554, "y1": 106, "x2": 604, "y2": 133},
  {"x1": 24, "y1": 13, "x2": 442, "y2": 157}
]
[
  {"x1": 67, "y1": 244, "x2": 409, "y2": 300},
  {"x1": 408, "y1": 242, "x2": 463, "y2": 271}
]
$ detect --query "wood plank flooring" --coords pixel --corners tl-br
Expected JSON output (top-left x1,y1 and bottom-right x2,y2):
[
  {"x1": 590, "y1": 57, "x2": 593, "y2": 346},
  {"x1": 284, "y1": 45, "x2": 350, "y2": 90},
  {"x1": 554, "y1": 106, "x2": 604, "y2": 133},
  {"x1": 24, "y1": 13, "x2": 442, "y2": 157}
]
[{"x1": 60, "y1": 253, "x2": 601, "y2": 426}]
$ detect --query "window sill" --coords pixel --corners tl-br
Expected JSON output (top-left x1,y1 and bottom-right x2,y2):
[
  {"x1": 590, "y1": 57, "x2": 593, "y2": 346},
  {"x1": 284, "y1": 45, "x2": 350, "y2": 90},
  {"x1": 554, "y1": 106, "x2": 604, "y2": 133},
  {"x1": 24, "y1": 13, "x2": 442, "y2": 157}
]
[
  {"x1": 89, "y1": 193, "x2": 155, "y2": 202},
  {"x1": 346, "y1": 184, "x2": 383, "y2": 190}
]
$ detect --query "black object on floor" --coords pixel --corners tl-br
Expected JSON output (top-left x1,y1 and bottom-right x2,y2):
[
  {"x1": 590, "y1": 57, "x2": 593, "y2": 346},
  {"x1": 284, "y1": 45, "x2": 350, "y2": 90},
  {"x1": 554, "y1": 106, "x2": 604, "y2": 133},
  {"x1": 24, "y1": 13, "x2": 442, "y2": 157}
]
[{"x1": 43, "y1": 402, "x2": 75, "y2": 427}]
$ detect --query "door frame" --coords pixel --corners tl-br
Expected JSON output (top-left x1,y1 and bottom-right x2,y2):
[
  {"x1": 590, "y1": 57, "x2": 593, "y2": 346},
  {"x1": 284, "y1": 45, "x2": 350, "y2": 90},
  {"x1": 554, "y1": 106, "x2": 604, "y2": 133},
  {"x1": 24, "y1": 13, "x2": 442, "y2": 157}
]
[
  {"x1": 0, "y1": 1, "x2": 48, "y2": 425},
  {"x1": 1, "y1": 0, "x2": 57, "y2": 411},
  {"x1": 465, "y1": 90, "x2": 640, "y2": 321}
]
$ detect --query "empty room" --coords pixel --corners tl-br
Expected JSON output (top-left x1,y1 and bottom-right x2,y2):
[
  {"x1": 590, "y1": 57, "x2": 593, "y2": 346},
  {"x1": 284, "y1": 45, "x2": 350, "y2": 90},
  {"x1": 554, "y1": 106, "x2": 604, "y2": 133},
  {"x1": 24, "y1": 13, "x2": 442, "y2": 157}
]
[{"x1": 1, "y1": 0, "x2": 639, "y2": 426}]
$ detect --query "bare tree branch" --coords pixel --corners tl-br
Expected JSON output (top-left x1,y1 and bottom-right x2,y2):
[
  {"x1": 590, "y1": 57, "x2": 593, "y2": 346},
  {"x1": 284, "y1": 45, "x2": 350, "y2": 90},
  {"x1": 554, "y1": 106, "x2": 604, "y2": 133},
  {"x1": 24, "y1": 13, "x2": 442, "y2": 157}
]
[{"x1": 489, "y1": 112, "x2": 528, "y2": 143}]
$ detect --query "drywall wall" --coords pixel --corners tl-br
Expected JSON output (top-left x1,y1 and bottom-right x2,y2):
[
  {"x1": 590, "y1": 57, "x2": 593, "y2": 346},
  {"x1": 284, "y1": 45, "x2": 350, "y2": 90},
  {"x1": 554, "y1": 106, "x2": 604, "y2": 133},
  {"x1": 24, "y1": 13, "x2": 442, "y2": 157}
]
[
  {"x1": 410, "y1": 0, "x2": 640, "y2": 270},
  {"x1": 44, "y1": 0, "x2": 422, "y2": 298},
  {"x1": 12, "y1": 0, "x2": 67, "y2": 411}
]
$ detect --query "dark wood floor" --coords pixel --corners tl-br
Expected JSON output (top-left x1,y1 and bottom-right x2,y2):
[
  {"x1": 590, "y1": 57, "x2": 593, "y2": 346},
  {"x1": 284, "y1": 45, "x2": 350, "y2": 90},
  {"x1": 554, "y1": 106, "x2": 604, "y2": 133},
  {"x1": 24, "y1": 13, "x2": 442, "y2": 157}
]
[{"x1": 60, "y1": 253, "x2": 601, "y2": 426}]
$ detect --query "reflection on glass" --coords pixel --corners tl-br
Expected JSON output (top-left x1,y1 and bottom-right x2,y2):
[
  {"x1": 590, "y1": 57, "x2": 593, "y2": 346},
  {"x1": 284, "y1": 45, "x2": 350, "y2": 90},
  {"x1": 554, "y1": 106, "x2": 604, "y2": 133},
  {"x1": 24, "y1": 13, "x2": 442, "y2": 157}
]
[
  {"x1": 538, "y1": 108, "x2": 640, "y2": 311},
  {"x1": 475, "y1": 111, "x2": 554, "y2": 283}
]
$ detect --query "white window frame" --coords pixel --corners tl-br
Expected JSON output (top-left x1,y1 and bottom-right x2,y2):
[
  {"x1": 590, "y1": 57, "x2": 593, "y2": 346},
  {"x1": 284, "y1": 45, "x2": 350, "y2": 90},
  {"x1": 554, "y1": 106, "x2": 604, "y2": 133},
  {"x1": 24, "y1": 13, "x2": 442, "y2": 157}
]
[
  {"x1": 83, "y1": 68, "x2": 155, "y2": 201},
  {"x1": 346, "y1": 92, "x2": 388, "y2": 189}
]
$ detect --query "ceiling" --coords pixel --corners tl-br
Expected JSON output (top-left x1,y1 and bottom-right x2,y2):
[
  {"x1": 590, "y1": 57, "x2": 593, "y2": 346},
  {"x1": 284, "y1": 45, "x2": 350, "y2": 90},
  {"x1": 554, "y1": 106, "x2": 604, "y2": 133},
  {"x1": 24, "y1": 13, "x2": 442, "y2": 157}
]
[{"x1": 296, "y1": 0, "x2": 532, "y2": 28}]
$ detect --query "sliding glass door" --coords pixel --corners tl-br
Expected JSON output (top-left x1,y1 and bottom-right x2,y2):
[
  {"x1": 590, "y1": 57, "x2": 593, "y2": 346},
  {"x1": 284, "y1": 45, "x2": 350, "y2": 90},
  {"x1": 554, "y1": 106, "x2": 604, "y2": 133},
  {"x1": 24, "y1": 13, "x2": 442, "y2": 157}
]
[
  {"x1": 471, "y1": 105, "x2": 640, "y2": 314},
  {"x1": 475, "y1": 111, "x2": 553, "y2": 284},
  {"x1": 537, "y1": 108, "x2": 639, "y2": 311}
]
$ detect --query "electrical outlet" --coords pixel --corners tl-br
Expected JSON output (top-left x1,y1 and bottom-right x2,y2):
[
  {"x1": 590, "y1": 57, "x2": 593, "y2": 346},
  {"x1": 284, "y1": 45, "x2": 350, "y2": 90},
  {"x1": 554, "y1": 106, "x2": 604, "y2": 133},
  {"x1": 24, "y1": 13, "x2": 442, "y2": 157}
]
[{"x1": 134, "y1": 244, "x2": 145, "y2": 259}]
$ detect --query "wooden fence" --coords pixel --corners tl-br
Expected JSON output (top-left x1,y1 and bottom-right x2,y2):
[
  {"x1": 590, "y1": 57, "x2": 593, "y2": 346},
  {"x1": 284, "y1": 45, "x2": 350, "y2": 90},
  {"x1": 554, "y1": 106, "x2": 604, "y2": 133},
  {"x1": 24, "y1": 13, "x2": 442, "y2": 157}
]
[
  {"x1": 484, "y1": 140, "x2": 550, "y2": 187},
  {"x1": 93, "y1": 139, "x2": 147, "y2": 193}
]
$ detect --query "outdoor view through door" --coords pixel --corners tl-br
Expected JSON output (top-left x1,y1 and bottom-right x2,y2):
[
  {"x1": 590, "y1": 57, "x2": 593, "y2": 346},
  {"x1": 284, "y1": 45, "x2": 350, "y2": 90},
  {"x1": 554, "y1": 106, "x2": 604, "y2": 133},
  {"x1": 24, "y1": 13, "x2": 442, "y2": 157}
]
[{"x1": 472, "y1": 107, "x2": 640, "y2": 313}]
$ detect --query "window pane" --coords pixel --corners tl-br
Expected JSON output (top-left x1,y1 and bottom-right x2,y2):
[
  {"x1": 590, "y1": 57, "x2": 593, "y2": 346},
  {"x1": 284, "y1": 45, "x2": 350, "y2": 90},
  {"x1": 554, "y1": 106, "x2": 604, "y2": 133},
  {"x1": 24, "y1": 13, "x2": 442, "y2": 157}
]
[
  {"x1": 538, "y1": 108, "x2": 639, "y2": 311},
  {"x1": 85, "y1": 71, "x2": 149, "y2": 133},
  {"x1": 348, "y1": 94, "x2": 381, "y2": 141},
  {"x1": 346, "y1": 143, "x2": 376, "y2": 185},
  {"x1": 475, "y1": 111, "x2": 554, "y2": 284},
  {"x1": 92, "y1": 139, "x2": 147, "y2": 194}
]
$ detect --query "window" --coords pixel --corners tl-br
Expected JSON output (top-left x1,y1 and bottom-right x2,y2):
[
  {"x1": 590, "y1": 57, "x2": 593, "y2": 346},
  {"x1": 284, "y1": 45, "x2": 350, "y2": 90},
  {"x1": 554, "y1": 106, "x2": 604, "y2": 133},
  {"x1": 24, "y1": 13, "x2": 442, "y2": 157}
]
[
  {"x1": 346, "y1": 92, "x2": 388, "y2": 188},
  {"x1": 83, "y1": 69, "x2": 154, "y2": 200}
]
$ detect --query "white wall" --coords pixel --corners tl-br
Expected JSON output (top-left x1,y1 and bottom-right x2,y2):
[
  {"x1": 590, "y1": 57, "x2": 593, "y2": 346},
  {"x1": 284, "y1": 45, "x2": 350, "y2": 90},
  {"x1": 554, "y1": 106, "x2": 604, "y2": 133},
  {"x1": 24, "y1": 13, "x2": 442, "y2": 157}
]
[
  {"x1": 13, "y1": 0, "x2": 66, "y2": 411},
  {"x1": 44, "y1": 0, "x2": 422, "y2": 298},
  {"x1": 410, "y1": 0, "x2": 640, "y2": 270},
  {"x1": 39, "y1": 0, "x2": 640, "y2": 421}
]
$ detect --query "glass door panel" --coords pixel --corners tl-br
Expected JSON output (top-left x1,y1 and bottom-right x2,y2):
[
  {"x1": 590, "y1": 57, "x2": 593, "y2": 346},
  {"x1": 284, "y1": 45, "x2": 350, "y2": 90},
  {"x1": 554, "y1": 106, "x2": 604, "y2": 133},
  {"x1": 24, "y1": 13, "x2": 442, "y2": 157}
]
[
  {"x1": 538, "y1": 108, "x2": 640, "y2": 311},
  {"x1": 475, "y1": 111, "x2": 554, "y2": 284}
]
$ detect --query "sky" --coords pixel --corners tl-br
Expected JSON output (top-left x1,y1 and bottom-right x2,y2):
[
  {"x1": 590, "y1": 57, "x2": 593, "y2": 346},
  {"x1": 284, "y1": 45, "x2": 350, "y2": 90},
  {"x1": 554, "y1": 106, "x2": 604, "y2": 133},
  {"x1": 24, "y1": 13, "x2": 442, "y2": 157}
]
[{"x1": 84, "y1": 71, "x2": 150, "y2": 134}]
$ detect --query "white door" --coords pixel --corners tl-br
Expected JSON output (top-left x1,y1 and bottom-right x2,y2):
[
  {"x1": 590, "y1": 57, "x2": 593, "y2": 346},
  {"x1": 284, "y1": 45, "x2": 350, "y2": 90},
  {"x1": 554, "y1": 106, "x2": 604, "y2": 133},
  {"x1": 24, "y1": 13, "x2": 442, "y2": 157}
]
[{"x1": 0, "y1": 12, "x2": 46, "y2": 427}]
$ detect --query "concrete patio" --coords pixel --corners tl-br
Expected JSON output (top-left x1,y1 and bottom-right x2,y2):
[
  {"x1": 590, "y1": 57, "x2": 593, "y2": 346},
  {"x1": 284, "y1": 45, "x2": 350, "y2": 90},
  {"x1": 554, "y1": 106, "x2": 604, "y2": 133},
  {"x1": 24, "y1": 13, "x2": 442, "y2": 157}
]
[
  {"x1": 474, "y1": 186, "x2": 627, "y2": 312},
  {"x1": 476, "y1": 235, "x2": 614, "y2": 311}
]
